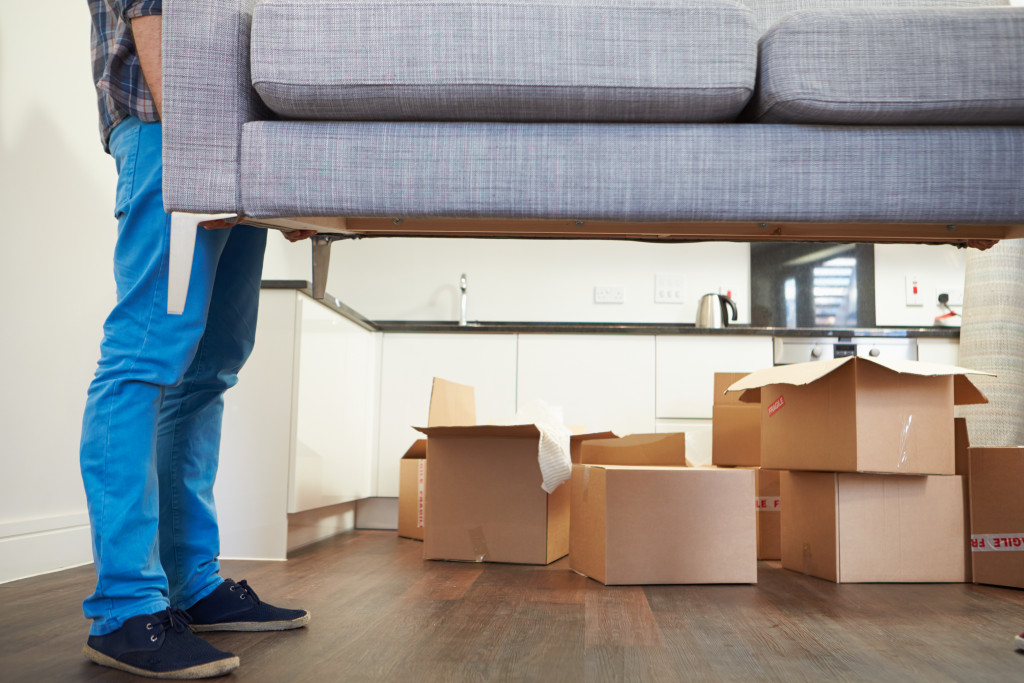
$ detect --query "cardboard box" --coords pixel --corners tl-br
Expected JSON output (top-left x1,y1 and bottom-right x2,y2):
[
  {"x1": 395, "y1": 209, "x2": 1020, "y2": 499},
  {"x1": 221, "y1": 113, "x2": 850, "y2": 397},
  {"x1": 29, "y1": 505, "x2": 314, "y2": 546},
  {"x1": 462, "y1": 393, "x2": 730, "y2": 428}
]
[
  {"x1": 397, "y1": 378, "x2": 477, "y2": 541},
  {"x1": 570, "y1": 464, "x2": 757, "y2": 584},
  {"x1": 968, "y1": 446, "x2": 1024, "y2": 589},
  {"x1": 755, "y1": 468, "x2": 781, "y2": 561},
  {"x1": 419, "y1": 424, "x2": 611, "y2": 564},
  {"x1": 727, "y1": 357, "x2": 989, "y2": 475},
  {"x1": 712, "y1": 372, "x2": 761, "y2": 467},
  {"x1": 780, "y1": 471, "x2": 966, "y2": 583},
  {"x1": 953, "y1": 417, "x2": 972, "y2": 582},
  {"x1": 398, "y1": 440, "x2": 427, "y2": 540},
  {"x1": 412, "y1": 377, "x2": 612, "y2": 564}
]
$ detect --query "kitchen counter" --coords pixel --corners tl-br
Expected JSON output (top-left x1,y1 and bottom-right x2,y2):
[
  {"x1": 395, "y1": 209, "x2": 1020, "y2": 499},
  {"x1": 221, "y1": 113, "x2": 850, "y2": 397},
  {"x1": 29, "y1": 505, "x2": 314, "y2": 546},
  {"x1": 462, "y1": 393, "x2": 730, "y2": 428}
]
[{"x1": 262, "y1": 280, "x2": 960, "y2": 338}]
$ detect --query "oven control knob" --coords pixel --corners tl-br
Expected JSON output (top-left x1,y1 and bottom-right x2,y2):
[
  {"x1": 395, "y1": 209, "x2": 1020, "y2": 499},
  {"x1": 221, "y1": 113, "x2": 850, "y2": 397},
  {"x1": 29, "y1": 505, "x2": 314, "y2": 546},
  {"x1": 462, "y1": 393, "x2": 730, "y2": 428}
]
[
  {"x1": 869, "y1": 347, "x2": 881, "y2": 357},
  {"x1": 811, "y1": 346, "x2": 823, "y2": 358}
]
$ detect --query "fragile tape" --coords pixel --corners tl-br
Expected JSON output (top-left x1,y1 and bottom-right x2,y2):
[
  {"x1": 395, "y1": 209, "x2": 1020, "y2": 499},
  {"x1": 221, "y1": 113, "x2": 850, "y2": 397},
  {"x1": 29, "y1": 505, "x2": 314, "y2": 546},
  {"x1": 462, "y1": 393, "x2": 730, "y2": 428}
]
[
  {"x1": 756, "y1": 497, "x2": 781, "y2": 511},
  {"x1": 970, "y1": 534, "x2": 1024, "y2": 552},
  {"x1": 416, "y1": 460, "x2": 426, "y2": 529}
]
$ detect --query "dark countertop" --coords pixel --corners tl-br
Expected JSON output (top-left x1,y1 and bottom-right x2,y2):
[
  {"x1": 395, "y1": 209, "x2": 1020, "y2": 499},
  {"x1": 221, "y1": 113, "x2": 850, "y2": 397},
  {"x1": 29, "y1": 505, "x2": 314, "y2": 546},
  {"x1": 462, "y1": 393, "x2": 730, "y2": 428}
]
[{"x1": 262, "y1": 280, "x2": 960, "y2": 338}]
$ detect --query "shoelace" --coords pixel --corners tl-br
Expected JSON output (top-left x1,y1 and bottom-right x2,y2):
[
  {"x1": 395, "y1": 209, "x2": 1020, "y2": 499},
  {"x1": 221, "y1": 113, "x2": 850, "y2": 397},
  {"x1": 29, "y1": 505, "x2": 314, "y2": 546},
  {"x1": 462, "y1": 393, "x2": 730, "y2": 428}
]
[
  {"x1": 147, "y1": 607, "x2": 193, "y2": 639},
  {"x1": 228, "y1": 579, "x2": 262, "y2": 606}
]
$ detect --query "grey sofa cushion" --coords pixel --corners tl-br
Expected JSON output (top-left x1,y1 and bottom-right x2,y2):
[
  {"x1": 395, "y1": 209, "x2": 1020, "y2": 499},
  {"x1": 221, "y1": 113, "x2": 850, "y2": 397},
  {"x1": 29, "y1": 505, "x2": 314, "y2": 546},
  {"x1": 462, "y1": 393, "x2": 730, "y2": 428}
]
[
  {"x1": 737, "y1": 0, "x2": 1009, "y2": 34},
  {"x1": 240, "y1": 121, "x2": 1024, "y2": 223},
  {"x1": 250, "y1": 0, "x2": 758, "y2": 123},
  {"x1": 755, "y1": 7, "x2": 1024, "y2": 124}
]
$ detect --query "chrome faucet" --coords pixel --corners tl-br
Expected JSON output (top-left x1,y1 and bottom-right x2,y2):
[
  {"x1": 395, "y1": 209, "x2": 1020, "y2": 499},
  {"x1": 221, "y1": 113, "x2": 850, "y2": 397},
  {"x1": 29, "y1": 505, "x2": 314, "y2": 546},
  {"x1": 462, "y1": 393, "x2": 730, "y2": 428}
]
[{"x1": 459, "y1": 273, "x2": 468, "y2": 326}]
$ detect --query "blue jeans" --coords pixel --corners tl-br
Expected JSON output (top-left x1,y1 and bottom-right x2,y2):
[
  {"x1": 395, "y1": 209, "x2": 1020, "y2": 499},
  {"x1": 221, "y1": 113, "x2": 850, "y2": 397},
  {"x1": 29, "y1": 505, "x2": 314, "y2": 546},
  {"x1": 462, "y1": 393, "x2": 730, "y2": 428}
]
[{"x1": 80, "y1": 118, "x2": 267, "y2": 636}]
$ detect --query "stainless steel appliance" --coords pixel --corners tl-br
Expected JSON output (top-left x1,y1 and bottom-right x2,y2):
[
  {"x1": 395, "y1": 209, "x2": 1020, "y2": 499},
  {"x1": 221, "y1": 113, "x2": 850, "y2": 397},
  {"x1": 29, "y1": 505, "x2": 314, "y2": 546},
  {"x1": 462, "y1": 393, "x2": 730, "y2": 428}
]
[
  {"x1": 696, "y1": 293, "x2": 738, "y2": 329},
  {"x1": 773, "y1": 336, "x2": 917, "y2": 365}
]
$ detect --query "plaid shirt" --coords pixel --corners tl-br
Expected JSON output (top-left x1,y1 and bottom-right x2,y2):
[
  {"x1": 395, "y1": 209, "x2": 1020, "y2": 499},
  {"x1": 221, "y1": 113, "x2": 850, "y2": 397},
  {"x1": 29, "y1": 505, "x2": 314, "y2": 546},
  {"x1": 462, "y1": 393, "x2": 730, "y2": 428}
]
[{"x1": 89, "y1": 0, "x2": 163, "y2": 152}]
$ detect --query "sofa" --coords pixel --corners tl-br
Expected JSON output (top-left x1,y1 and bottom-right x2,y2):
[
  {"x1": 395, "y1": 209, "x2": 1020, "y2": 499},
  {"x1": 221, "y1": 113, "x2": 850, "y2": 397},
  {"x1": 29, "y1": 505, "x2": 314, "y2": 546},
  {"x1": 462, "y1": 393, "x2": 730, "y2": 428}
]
[{"x1": 161, "y1": 0, "x2": 1024, "y2": 310}]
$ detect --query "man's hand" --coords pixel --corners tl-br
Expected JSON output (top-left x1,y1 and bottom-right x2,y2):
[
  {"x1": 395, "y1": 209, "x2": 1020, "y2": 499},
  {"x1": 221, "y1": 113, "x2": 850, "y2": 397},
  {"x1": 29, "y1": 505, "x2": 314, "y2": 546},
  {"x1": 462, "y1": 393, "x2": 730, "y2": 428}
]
[
  {"x1": 198, "y1": 217, "x2": 317, "y2": 242},
  {"x1": 966, "y1": 239, "x2": 998, "y2": 251},
  {"x1": 131, "y1": 15, "x2": 163, "y2": 117},
  {"x1": 282, "y1": 230, "x2": 318, "y2": 242}
]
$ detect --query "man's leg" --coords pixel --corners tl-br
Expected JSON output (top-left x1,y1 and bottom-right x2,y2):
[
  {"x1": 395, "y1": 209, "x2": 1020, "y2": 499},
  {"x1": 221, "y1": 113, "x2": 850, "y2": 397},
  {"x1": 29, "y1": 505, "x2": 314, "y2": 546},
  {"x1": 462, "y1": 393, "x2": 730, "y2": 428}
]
[
  {"x1": 157, "y1": 224, "x2": 267, "y2": 609},
  {"x1": 79, "y1": 118, "x2": 234, "y2": 637}
]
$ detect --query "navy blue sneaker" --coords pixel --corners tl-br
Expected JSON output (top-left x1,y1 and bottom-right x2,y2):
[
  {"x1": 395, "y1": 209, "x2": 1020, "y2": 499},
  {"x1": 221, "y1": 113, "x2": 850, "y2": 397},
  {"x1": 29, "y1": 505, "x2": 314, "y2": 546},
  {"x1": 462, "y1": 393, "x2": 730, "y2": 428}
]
[
  {"x1": 186, "y1": 579, "x2": 310, "y2": 632},
  {"x1": 83, "y1": 608, "x2": 239, "y2": 679}
]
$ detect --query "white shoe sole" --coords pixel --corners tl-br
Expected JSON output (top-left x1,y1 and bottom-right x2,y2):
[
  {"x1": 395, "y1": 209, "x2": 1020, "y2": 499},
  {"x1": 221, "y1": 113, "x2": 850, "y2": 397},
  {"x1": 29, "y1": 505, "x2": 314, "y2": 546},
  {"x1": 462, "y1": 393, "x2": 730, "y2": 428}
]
[
  {"x1": 190, "y1": 610, "x2": 310, "y2": 632},
  {"x1": 83, "y1": 645, "x2": 239, "y2": 679}
]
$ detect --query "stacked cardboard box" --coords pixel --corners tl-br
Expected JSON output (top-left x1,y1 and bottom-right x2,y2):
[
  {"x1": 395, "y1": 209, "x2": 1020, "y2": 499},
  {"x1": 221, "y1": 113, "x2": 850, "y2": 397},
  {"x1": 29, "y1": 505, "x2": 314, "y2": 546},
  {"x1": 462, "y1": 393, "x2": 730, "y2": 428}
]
[
  {"x1": 712, "y1": 372, "x2": 780, "y2": 560},
  {"x1": 727, "y1": 357, "x2": 990, "y2": 583},
  {"x1": 570, "y1": 434, "x2": 757, "y2": 585},
  {"x1": 968, "y1": 445, "x2": 1024, "y2": 589}
]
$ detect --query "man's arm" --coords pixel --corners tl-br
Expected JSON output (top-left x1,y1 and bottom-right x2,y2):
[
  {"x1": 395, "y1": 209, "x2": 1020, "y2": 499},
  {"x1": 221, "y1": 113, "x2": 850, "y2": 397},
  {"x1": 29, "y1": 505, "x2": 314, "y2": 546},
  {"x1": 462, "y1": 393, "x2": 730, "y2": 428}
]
[{"x1": 131, "y1": 15, "x2": 162, "y2": 117}]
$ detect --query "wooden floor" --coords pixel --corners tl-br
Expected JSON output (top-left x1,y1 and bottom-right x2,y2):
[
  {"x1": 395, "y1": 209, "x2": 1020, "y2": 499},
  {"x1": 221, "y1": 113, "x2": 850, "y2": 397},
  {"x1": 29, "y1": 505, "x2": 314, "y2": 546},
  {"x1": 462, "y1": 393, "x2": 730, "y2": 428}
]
[{"x1": 3, "y1": 530, "x2": 1023, "y2": 682}]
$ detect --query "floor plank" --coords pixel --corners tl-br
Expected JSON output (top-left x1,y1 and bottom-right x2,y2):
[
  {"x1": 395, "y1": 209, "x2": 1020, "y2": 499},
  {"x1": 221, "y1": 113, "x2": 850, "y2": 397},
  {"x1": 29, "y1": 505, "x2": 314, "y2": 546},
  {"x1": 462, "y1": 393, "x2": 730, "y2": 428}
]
[{"x1": 1, "y1": 531, "x2": 1022, "y2": 682}]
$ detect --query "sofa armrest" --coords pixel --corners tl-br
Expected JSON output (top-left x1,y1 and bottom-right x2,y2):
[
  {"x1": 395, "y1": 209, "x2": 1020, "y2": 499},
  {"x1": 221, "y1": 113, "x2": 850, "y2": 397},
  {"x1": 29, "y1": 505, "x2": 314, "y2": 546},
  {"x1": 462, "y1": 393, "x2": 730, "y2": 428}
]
[{"x1": 163, "y1": 0, "x2": 270, "y2": 214}]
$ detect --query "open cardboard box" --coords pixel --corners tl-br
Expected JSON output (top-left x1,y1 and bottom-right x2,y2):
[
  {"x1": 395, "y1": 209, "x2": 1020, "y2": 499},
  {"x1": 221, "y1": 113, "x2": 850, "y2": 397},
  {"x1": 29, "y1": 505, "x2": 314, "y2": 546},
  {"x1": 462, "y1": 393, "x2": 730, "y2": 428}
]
[
  {"x1": 968, "y1": 444, "x2": 1024, "y2": 589},
  {"x1": 413, "y1": 378, "x2": 613, "y2": 564},
  {"x1": 571, "y1": 434, "x2": 756, "y2": 585},
  {"x1": 712, "y1": 372, "x2": 761, "y2": 468},
  {"x1": 727, "y1": 357, "x2": 990, "y2": 475},
  {"x1": 780, "y1": 470, "x2": 966, "y2": 583},
  {"x1": 398, "y1": 377, "x2": 477, "y2": 541}
]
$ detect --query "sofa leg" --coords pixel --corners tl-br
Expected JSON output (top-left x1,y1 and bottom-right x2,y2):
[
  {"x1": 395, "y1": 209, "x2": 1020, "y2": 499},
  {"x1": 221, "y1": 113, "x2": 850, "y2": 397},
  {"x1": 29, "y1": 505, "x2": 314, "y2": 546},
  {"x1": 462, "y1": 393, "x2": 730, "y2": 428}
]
[
  {"x1": 167, "y1": 212, "x2": 237, "y2": 315},
  {"x1": 311, "y1": 234, "x2": 345, "y2": 300}
]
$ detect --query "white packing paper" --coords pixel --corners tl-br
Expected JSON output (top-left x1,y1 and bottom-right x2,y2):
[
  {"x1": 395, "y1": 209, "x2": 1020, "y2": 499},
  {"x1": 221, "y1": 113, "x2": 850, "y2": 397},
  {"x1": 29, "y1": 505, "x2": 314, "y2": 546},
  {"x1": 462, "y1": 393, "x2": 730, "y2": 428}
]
[{"x1": 515, "y1": 399, "x2": 572, "y2": 494}]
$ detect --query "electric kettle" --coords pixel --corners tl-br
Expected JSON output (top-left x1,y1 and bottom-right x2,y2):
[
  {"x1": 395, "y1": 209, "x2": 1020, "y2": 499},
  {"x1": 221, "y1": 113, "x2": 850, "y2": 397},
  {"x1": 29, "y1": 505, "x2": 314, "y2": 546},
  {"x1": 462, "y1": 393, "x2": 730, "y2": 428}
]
[{"x1": 695, "y1": 293, "x2": 738, "y2": 328}]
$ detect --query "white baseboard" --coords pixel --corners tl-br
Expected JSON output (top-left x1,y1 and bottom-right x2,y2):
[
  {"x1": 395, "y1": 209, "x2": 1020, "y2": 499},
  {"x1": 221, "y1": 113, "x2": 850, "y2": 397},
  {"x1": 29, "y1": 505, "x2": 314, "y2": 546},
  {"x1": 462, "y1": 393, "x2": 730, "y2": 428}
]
[
  {"x1": 287, "y1": 501, "x2": 357, "y2": 553},
  {"x1": 0, "y1": 522, "x2": 93, "y2": 584},
  {"x1": 355, "y1": 497, "x2": 398, "y2": 530}
]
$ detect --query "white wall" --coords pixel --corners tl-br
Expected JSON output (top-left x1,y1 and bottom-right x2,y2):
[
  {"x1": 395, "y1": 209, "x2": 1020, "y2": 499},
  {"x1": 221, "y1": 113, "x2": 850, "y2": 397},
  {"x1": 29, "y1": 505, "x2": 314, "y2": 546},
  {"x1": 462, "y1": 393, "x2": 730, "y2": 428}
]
[
  {"x1": 0, "y1": 5, "x2": 116, "y2": 582},
  {"x1": 265, "y1": 237, "x2": 967, "y2": 328},
  {"x1": 312, "y1": 238, "x2": 753, "y2": 323},
  {"x1": 875, "y1": 244, "x2": 967, "y2": 328}
]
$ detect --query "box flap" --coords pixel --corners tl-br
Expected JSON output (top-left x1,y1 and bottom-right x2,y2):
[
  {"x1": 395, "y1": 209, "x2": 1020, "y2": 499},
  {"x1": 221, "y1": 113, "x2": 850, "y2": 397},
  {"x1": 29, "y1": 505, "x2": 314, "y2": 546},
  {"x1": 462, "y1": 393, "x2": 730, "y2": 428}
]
[
  {"x1": 428, "y1": 377, "x2": 476, "y2": 427},
  {"x1": 401, "y1": 439, "x2": 427, "y2": 460},
  {"x1": 726, "y1": 357, "x2": 991, "y2": 406},
  {"x1": 414, "y1": 424, "x2": 541, "y2": 439},
  {"x1": 714, "y1": 372, "x2": 755, "y2": 405},
  {"x1": 580, "y1": 433, "x2": 687, "y2": 467},
  {"x1": 571, "y1": 431, "x2": 617, "y2": 443}
]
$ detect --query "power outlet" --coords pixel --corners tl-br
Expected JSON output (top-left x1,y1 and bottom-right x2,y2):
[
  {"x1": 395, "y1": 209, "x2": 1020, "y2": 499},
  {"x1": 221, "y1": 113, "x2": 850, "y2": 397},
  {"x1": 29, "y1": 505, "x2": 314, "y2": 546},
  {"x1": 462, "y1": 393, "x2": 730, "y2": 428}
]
[
  {"x1": 937, "y1": 286, "x2": 964, "y2": 307},
  {"x1": 654, "y1": 274, "x2": 684, "y2": 304},
  {"x1": 594, "y1": 285, "x2": 625, "y2": 304}
]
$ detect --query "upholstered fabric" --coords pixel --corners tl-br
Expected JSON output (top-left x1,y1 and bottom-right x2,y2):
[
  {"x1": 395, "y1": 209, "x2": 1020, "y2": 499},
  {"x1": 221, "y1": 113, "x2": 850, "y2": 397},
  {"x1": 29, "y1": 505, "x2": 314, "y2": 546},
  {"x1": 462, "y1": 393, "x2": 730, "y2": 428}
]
[
  {"x1": 958, "y1": 241, "x2": 1024, "y2": 446},
  {"x1": 755, "y1": 7, "x2": 1024, "y2": 124},
  {"x1": 240, "y1": 121, "x2": 1024, "y2": 222},
  {"x1": 250, "y1": 0, "x2": 758, "y2": 123},
  {"x1": 738, "y1": 0, "x2": 1008, "y2": 33},
  {"x1": 163, "y1": 0, "x2": 269, "y2": 214}
]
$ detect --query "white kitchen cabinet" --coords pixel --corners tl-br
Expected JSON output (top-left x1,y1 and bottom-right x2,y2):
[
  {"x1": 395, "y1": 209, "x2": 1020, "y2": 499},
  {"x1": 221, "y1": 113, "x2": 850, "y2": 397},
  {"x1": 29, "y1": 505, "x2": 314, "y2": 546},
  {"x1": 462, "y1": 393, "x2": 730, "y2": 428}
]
[
  {"x1": 376, "y1": 333, "x2": 518, "y2": 497},
  {"x1": 290, "y1": 295, "x2": 380, "y2": 513},
  {"x1": 656, "y1": 419, "x2": 713, "y2": 466},
  {"x1": 217, "y1": 289, "x2": 380, "y2": 559},
  {"x1": 516, "y1": 335, "x2": 656, "y2": 435},
  {"x1": 656, "y1": 335, "x2": 773, "y2": 419},
  {"x1": 917, "y1": 337, "x2": 960, "y2": 366}
]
